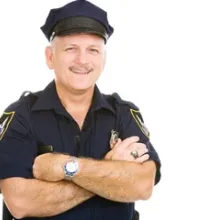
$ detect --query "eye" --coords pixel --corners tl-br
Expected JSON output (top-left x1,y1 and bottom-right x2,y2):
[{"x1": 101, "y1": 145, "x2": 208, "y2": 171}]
[
  {"x1": 89, "y1": 48, "x2": 99, "y2": 54},
  {"x1": 65, "y1": 47, "x2": 76, "y2": 52}
]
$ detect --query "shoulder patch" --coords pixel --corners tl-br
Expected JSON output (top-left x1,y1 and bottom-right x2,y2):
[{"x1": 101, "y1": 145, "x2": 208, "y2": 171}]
[
  {"x1": 0, "y1": 111, "x2": 15, "y2": 140},
  {"x1": 130, "y1": 109, "x2": 150, "y2": 138}
]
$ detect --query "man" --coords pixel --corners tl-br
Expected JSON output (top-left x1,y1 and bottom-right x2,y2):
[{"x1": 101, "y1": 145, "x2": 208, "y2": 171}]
[{"x1": 0, "y1": 0, "x2": 161, "y2": 219}]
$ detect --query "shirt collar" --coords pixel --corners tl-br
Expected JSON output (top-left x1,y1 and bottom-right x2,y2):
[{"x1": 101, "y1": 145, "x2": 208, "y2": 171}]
[
  {"x1": 31, "y1": 80, "x2": 116, "y2": 116},
  {"x1": 90, "y1": 85, "x2": 115, "y2": 114}
]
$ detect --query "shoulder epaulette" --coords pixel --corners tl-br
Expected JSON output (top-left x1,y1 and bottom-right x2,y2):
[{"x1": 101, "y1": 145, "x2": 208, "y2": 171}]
[{"x1": 111, "y1": 93, "x2": 139, "y2": 110}]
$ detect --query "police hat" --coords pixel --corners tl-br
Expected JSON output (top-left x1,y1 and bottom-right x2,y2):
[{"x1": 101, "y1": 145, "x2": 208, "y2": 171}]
[{"x1": 41, "y1": 0, "x2": 114, "y2": 43}]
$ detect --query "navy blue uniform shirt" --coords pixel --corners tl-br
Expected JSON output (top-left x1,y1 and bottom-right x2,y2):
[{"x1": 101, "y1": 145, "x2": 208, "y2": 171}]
[{"x1": 0, "y1": 81, "x2": 161, "y2": 220}]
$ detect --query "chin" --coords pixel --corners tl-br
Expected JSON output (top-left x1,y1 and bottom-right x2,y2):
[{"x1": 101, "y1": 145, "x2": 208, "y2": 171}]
[{"x1": 69, "y1": 83, "x2": 93, "y2": 92}]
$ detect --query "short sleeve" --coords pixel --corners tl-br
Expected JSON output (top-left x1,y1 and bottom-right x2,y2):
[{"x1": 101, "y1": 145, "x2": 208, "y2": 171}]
[
  {"x1": 118, "y1": 105, "x2": 161, "y2": 185},
  {"x1": 0, "y1": 102, "x2": 38, "y2": 180}
]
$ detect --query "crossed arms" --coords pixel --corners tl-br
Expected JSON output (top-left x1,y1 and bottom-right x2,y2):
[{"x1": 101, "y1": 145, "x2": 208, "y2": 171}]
[{"x1": 0, "y1": 137, "x2": 157, "y2": 219}]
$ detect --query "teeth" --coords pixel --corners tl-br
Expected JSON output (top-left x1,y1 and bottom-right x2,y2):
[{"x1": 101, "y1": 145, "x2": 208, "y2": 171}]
[
  {"x1": 73, "y1": 70, "x2": 91, "y2": 74},
  {"x1": 74, "y1": 71, "x2": 88, "y2": 74}
]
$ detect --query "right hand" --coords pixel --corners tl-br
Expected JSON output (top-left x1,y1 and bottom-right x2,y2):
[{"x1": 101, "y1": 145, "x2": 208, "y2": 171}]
[{"x1": 105, "y1": 136, "x2": 149, "y2": 163}]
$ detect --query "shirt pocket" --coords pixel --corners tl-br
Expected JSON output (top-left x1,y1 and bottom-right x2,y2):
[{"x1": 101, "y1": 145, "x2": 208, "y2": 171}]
[
  {"x1": 90, "y1": 111, "x2": 117, "y2": 159},
  {"x1": 31, "y1": 111, "x2": 64, "y2": 154}
]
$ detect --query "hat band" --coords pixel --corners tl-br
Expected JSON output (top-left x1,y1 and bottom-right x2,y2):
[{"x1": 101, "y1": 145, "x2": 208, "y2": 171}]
[{"x1": 50, "y1": 16, "x2": 109, "y2": 41}]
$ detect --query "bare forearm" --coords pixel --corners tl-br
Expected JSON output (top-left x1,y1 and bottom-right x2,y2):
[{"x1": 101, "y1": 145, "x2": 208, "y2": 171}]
[
  {"x1": 73, "y1": 159, "x2": 155, "y2": 202},
  {"x1": 25, "y1": 180, "x2": 94, "y2": 217},
  {"x1": 1, "y1": 178, "x2": 94, "y2": 218}
]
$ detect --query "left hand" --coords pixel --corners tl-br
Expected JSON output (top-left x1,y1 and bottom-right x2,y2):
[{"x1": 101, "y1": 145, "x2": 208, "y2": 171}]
[
  {"x1": 33, "y1": 153, "x2": 69, "y2": 182},
  {"x1": 105, "y1": 137, "x2": 149, "y2": 163}
]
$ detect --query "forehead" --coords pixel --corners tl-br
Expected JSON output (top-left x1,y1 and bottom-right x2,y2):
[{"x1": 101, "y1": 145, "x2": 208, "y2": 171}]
[{"x1": 54, "y1": 33, "x2": 105, "y2": 47}]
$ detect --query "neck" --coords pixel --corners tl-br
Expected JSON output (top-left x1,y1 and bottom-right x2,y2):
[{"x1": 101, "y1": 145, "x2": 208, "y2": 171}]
[{"x1": 55, "y1": 82, "x2": 95, "y2": 112}]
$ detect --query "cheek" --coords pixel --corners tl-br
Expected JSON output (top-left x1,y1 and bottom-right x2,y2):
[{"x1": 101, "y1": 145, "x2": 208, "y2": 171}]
[
  {"x1": 53, "y1": 55, "x2": 72, "y2": 71},
  {"x1": 93, "y1": 57, "x2": 105, "y2": 72}
]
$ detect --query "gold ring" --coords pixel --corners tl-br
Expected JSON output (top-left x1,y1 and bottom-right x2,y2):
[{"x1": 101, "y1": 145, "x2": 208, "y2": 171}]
[{"x1": 131, "y1": 150, "x2": 139, "y2": 159}]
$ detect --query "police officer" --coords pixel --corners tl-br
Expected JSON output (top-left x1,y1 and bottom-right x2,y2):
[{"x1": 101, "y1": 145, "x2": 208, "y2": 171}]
[{"x1": 0, "y1": 0, "x2": 161, "y2": 219}]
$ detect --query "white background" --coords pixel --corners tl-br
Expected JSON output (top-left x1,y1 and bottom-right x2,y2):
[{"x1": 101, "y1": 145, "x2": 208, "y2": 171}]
[{"x1": 0, "y1": 0, "x2": 220, "y2": 219}]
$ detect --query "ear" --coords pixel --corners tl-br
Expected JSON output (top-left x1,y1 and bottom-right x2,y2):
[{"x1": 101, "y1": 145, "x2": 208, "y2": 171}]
[{"x1": 45, "y1": 46, "x2": 54, "y2": 69}]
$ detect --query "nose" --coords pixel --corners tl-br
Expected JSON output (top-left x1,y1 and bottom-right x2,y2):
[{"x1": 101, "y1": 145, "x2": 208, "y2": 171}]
[{"x1": 75, "y1": 50, "x2": 88, "y2": 64}]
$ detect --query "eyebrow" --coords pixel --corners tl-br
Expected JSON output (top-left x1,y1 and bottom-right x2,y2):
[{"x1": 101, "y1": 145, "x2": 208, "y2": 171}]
[
  {"x1": 88, "y1": 45, "x2": 101, "y2": 48},
  {"x1": 64, "y1": 44, "x2": 78, "y2": 47},
  {"x1": 64, "y1": 44, "x2": 101, "y2": 48}
]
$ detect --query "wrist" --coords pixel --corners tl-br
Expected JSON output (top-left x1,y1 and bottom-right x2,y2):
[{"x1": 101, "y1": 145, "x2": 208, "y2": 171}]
[
  {"x1": 63, "y1": 156, "x2": 80, "y2": 180},
  {"x1": 54, "y1": 154, "x2": 71, "y2": 180}
]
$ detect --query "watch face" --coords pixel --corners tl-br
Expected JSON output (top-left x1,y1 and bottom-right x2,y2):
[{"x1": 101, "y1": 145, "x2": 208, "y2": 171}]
[{"x1": 66, "y1": 162, "x2": 76, "y2": 172}]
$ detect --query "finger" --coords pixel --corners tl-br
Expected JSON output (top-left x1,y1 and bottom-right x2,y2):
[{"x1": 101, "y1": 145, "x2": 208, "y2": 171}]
[
  {"x1": 115, "y1": 136, "x2": 139, "y2": 150},
  {"x1": 105, "y1": 150, "x2": 113, "y2": 160},
  {"x1": 128, "y1": 143, "x2": 148, "y2": 151},
  {"x1": 136, "y1": 146, "x2": 148, "y2": 157},
  {"x1": 110, "y1": 139, "x2": 119, "y2": 149},
  {"x1": 127, "y1": 143, "x2": 147, "y2": 155},
  {"x1": 32, "y1": 167, "x2": 38, "y2": 178},
  {"x1": 135, "y1": 154, "x2": 150, "y2": 163},
  {"x1": 133, "y1": 148, "x2": 148, "y2": 158},
  {"x1": 110, "y1": 139, "x2": 118, "y2": 149},
  {"x1": 111, "y1": 138, "x2": 122, "y2": 149}
]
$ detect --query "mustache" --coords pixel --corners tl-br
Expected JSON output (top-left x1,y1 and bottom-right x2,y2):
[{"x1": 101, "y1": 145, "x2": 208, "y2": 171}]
[{"x1": 69, "y1": 65, "x2": 93, "y2": 72}]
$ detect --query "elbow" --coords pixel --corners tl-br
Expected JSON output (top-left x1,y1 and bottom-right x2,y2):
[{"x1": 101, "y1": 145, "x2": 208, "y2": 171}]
[
  {"x1": 5, "y1": 197, "x2": 28, "y2": 219},
  {"x1": 1, "y1": 178, "x2": 32, "y2": 219},
  {"x1": 3, "y1": 188, "x2": 30, "y2": 218},
  {"x1": 135, "y1": 181, "x2": 154, "y2": 201},
  {"x1": 140, "y1": 187, "x2": 153, "y2": 200}
]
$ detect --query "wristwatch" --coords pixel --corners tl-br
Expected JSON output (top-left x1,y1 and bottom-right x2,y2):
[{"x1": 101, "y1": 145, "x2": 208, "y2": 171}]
[{"x1": 63, "y1": 157, "x2": 79, "y2": 181}]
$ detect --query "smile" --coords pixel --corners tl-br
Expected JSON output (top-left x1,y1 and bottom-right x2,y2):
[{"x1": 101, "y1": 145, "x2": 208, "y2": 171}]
[{"x1": 73, "y1": 70, "x2": 91, "y2": 74}]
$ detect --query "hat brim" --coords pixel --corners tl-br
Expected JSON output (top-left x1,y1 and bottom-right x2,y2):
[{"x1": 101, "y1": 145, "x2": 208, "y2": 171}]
[
  {"x1": 56, "y1": 27, "x2": 107, "y2": 41},
  {"x1": 50, "y1": 16, "x2": 109, "y2": 42}
]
